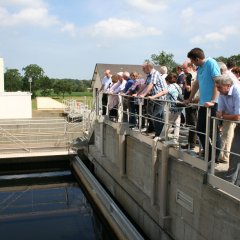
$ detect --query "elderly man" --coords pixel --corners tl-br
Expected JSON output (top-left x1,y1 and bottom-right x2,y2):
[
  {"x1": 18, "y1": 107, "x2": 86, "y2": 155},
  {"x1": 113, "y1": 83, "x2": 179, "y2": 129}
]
[
  {"x1": 185, "y1": 48, "x2": 221, "y2": 161},
  {"x1": 98, "y1": 69, "x2": 112, "y2": 115},
  {"x1": 215, "y1": 75, "x2": 240, "y2": 185},
  {"x1": 138, "y1": 62, "x2": 168, "y2": 139}
]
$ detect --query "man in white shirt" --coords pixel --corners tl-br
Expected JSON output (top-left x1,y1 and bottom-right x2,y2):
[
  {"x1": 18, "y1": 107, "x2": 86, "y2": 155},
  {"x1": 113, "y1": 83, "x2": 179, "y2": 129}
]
[{"x1": 99, "y1": 69, "x2": 112, "y2": 115}]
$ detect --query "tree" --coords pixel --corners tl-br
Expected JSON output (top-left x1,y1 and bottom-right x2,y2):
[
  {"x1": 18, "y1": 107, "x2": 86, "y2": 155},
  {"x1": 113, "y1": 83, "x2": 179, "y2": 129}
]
[
  {"x1": 22, "y1": 64, "x2": 45, "y2": 98},
  {"x1": 4, "y1": 69, "x2": 22, "y2": 91},
  {"x1": 53, "y1": 80, "x2": 72, "y2": 98},
  {"x1": 214, "y1": 54, "x2": 240, "y2": 66},
  {"x1": 38, "y1": 76, "x2": 53, "y2": 96},
  {"x1": 150, "y1": 51, "x2": 177, "y2": 71}
]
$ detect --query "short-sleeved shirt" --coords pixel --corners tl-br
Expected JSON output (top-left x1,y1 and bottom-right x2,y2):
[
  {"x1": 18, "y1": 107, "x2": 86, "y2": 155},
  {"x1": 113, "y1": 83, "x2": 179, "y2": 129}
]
[
  {"x1": 145, "y1": 69, "x2": 168, "y2": 99},
  {"x1": 101, "y1": 76, "x2": 112, "y2": 93},
  {"x1": 197, "y1": 57, "x2": 220, "y2": 105},
  {"x1": 167, "y1": 83, "x2": 183, "y2": 113},
  {"x1": 218, "y1": 84, "x2": 240, "y2": 115}
]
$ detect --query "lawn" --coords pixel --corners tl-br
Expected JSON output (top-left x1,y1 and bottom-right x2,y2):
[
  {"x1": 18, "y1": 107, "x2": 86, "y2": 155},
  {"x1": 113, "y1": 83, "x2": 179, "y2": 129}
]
[{"x1": 32, "y1": 92, "x2": 93, "y2": 110}]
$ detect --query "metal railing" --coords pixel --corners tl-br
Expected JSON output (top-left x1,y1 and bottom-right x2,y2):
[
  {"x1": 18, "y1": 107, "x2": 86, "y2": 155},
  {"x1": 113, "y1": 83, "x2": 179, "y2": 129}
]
[
  {"x1": 0, "y1": 117, "x2": 88, "y2": 155},
  {"x1": 96, "y1": 93, "x2": 240, "y2": 199}
]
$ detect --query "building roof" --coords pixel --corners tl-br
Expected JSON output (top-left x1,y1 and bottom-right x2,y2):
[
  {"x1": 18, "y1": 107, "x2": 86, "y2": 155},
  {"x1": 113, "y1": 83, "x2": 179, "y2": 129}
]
[{"x1": 92, "y1": 63, "x2": 162, "y2": 81}]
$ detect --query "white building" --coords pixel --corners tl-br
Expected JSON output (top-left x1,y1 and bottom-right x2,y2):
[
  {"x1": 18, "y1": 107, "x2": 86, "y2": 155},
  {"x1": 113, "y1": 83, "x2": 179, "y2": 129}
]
[
  {"x1": 0, "y1": 58, "x2": 32, "y2": 119},
  {"x1": 0, "y1": 58, "x2": 4, "y2": 92}
]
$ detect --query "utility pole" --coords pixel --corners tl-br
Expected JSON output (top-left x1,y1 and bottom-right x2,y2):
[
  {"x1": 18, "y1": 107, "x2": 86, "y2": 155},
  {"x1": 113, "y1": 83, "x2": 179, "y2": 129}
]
[{"x1": 28, "y1": 77, "x2": 32, "y2": 93}]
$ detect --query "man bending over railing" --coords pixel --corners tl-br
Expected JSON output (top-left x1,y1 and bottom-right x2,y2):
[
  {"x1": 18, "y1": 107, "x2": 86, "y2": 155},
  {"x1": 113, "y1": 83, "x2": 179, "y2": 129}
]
[{"x1": 215, "y1": 75, "x2": 240, "y2": 186}]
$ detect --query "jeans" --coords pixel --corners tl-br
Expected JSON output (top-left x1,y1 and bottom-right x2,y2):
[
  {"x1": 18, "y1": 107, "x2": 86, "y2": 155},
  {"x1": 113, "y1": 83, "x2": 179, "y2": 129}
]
[
  {"x1": 185, "y1": 107, "x2": 197, "y2": 147},
  {"x1": 148, "y1": 100, "x2": 164, "y2": 136},
  {"x1": 196, "y1": 105, "x2": 221, "y2": 161},
  {"x1": 102, "y1": 93, "x2": 108, "y2": 115}
]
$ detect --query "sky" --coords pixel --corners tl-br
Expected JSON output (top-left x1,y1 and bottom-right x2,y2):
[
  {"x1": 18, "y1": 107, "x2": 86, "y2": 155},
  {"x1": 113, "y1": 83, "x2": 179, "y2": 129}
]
[{"x1": 0, "y1": 0, "x2": 239, "y2": 80}]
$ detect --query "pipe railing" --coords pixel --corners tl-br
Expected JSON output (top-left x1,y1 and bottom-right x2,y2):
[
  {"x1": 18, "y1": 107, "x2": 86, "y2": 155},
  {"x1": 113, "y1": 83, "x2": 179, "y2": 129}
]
[
  {"x1": 97, "y1": 93, "x2": 240, "y2": 198},
  {"x1": 0, "y1": 118, "x2": 87, "y2": 153}
]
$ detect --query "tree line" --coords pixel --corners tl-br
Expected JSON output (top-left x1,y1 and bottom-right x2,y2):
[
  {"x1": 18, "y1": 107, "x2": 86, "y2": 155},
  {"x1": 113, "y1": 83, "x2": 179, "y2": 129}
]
[
  {"x1": 4, "y1": 52, "x2": 240, "y2": 98},
  {"x1": 4, "y1": 64, "x2": 91, "y2": 98},
  {"x1": 148, "y1": 51, "x2": 240, "y2": 72}
]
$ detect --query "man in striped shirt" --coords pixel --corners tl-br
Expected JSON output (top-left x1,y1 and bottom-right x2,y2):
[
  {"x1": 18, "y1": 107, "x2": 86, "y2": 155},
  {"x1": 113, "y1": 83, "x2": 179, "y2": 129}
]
[{"x1": 138, "y1": 62, "x2": 168, "y2": 138}]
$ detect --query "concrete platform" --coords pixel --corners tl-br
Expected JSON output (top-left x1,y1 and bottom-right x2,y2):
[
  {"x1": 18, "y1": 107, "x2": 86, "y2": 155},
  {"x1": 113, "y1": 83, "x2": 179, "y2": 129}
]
[
  {"x1": 36, "y1": 97, "x2": 66, "y2": 110},
  {"x1": 0, "y1": 148, "x2": 76, "y2": 159}
]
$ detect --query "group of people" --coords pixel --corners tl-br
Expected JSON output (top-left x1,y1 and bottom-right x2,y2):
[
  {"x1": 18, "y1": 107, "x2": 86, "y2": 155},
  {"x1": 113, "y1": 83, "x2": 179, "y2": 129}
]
[{"x1": 98, "y1": 48, "x2": 240, "y2": 186}]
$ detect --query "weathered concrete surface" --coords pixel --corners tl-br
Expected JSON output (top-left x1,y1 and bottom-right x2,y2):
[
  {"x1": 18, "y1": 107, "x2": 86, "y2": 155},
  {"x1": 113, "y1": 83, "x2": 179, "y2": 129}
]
[{"x1": 88, "y1": 120, "x2": 240, "y2": 240}]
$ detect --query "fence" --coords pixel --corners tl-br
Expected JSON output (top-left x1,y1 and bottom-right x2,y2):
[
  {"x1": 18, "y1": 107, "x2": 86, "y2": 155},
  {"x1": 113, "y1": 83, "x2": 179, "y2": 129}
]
[{"x1": 0, "y1": 117, "x2": 87, "y2": 156}]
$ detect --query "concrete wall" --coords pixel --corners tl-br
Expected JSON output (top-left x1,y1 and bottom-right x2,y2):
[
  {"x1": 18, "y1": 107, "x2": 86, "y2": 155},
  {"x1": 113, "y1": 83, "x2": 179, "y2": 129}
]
[
  {"x1": 88, "y1": 120, "x2": 240, "y2": 240},
  {"x1": 0, "y1": 92, "x2": 32, "y2": 119},
  {"x1": 0, "y1": 58, "x2": 4, "y2": 92}
]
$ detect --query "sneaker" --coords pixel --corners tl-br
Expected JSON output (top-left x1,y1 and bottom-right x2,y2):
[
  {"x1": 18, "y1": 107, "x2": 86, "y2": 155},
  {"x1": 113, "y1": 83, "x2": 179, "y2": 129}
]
[
  {"x1": 131, "y1": 127, "x2": 139, "y2": 131},
  {"x1": 181, "y1": 144, "x2": 195, "y2": 150},
  {"x1": 139, "y1": 127, "x2": 147, "y2": 132},
  {"x1": 217, "y1": 159, "x2": 228, "y2": 164},
  {"x1": 153, "y1": 136, "x2": 161, "y2": 141},
  {"x1": 165, "y1": 139, "x2": 178, "y2": 145}
]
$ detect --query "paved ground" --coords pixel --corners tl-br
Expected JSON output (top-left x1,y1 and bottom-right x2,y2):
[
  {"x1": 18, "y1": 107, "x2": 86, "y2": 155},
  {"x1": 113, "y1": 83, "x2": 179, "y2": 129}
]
[{"x1": 36, "y1": 97, "x2": 66, "y2": 110}]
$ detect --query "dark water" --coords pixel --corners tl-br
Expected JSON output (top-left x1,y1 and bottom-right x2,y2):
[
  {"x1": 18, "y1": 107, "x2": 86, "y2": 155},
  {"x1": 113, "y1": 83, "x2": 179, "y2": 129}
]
[{"x1": 0, "y1": 170, "x2": 117, "y2": 240}]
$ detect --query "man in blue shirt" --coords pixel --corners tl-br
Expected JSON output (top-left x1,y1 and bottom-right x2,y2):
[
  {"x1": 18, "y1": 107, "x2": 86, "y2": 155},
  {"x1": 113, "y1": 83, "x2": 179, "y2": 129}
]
[
  {"x1": 185, "y1": 48, "x2": 221, "y2": 161},
  {"x1": 215, "y1": 75, "x2": 240, "y2": 185}
]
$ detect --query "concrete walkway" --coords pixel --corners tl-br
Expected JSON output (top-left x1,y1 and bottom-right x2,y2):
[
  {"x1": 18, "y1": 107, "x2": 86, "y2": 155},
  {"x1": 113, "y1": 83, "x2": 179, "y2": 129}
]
[{"x1": 36, "y1": 97, "x2": 66, "y2": 110}]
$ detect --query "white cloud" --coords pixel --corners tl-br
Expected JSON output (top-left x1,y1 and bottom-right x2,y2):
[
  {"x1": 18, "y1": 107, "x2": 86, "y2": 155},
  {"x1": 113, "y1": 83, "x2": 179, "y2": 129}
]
[
  {"x1": 0, "y1": 7, "x2": 59, "y2": 27},
  {"x1": 84, "y1": 18, "x2": 161, "y2": 38},
  {"x1": 190, "y1": 26, "x2": 240, "y2": 44},
  {"x1": 181, "y1": 7, "x2": 194, "y2": 23},
  {"x1": 61, "y1": 23, "x2": 77, "y2": 37},
  {"x1": 0, "y1": 0, "x2": 46, "y2": 8},
  {"x1": 0, "y1": 0, "x2": 80, "y2": 37},
  {"x1": 125, "y1": 0, "x2": 168, "y2": 12}
]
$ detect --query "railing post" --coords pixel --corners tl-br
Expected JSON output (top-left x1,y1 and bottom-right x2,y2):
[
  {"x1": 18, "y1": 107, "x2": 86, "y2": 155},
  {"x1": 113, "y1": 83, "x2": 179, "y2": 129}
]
[
  {"x1": 210, "y1": 117, "x2": 217, "y2": 174},
  {"x1": 118, "y1": 94, "x2": 123, "y2": 123},
  {"x1": 139, "y1": 98, "x2": 143, "y2": 132},
  {"x1": 164, "y1": 102, "x2": 170, "y2": 141},
  {"x1": 204, "y1": 107, "x2": 211, "y2": 168}
]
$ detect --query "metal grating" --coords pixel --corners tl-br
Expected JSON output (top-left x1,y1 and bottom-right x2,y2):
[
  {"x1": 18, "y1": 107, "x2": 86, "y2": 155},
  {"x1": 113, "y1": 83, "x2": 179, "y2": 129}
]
[{"x1": 176, "y1": 189, "x2": 193, "y2": 213}]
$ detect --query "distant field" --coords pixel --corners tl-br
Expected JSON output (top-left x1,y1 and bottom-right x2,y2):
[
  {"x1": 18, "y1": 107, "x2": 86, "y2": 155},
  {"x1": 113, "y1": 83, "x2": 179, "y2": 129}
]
[{"x1": 32, "y1": 92, "x2": 93, "y2": 110}]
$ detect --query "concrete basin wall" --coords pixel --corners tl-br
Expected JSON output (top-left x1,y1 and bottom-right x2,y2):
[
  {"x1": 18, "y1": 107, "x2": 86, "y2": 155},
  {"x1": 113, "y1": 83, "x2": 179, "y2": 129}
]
[{"x1": 88, "y1": 120, "x2": 240, "y2": 240}]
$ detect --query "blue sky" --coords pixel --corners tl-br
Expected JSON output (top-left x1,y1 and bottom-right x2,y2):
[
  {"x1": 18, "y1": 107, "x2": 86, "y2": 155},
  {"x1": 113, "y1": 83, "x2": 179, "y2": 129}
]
[{"x1": 0, "y1": 0, "x2": 239, "y2": 79}]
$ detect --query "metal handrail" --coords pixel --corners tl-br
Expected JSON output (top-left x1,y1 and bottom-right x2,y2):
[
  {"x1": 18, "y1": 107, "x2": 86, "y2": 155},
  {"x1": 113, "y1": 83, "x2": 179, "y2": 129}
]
[
  {"x1": 96, "y1": 93, "x2": 240, "y2": 199},
  {"x1": 0, "y1": 127, "x2": 30, "y2": 152}
]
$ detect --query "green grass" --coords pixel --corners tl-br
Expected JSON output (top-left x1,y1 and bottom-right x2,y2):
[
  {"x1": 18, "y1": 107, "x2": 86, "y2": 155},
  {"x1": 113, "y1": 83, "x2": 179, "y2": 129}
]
[
  {"x1": 32, "y1": 92, "x2": 93, "y2": 110},
  {"x1": 32, "y1": 98, "x2": 37, "y2": 110}
]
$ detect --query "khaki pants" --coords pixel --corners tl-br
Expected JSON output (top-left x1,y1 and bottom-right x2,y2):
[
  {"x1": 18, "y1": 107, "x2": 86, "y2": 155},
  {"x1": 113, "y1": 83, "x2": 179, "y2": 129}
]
[{"x1": 219, "y1": 121, "x2": 236, "y2": 163}]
